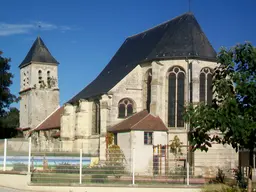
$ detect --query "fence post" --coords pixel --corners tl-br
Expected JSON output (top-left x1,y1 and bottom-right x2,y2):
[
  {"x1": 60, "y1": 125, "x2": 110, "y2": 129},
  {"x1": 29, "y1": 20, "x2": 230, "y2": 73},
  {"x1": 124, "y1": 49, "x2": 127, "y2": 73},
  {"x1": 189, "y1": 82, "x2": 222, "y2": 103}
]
[
  {"x1": 132, "y1": 147, "x2": 135, "y2": 185},
  {"x1": 79, "y1": 148, "x2": 82, "y2": 184},
  {"x1": 28, "y1": 137, "x2": 32, "y2": 174},
  {"x1": 3, "y1": 139, "x2": 7, "y2": 171},
  {"x1": 186, "y1": 161, "x2": 190, "y2": 185}
]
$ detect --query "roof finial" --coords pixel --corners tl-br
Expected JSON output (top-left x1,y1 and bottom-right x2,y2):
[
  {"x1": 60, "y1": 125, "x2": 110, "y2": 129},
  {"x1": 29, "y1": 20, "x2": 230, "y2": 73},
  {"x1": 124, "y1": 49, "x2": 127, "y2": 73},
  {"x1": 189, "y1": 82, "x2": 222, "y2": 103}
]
[
  {"x1": 188, "y1": 0, "x2": 191, "y2": 12},
  {"x1": 37, "y1": 22, "x2": 42, "y2": 38}
]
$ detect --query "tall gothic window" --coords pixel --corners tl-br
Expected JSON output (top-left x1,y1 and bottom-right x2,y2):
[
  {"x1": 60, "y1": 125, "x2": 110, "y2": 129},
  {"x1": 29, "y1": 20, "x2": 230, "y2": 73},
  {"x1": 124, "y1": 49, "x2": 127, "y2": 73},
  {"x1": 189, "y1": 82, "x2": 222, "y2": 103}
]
[
  {"x1": 143, "y1": 69, "x2": 152, "y2": 112},
  {"x1": 199, "y1": 68, "x2": 213, "y2": 105},
  {"x1": 118, "y1": 98, "x2": 134, "y2": 118},
  {"x1": 92, "y1": 100, "x2": 100, "y2": 135},
  {"x1": 168, "y1": 66, "x2": 185, "y2": 128}
]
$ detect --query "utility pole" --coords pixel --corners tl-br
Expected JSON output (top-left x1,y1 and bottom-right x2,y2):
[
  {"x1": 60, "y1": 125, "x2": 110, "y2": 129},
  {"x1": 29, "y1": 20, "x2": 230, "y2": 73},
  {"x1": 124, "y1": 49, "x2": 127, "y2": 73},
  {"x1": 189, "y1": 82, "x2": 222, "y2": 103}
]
[{"x1": 185, "y1": 58, "x2": 192, "y2": 184}]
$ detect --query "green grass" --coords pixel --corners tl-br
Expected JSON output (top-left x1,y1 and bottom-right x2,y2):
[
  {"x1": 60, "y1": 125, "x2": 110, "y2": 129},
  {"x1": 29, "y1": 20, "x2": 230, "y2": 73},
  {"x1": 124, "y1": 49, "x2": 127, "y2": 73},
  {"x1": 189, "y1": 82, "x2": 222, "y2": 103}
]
[{"x1": 31, "y1": 172, "x2": 198, "y2": 186}]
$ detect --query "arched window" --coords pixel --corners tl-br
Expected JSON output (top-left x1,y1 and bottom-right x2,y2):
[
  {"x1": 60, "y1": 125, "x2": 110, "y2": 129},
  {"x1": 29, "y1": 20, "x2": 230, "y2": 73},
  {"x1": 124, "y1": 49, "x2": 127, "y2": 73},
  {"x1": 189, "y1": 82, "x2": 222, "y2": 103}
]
[
  {"x1": 199, "y1": 68, "x2": 213, "y2": 105},
  {"x1": 38, "y1": 70, "x2": 42, "y2": 84},
  {"x1": 143, "y1": 69, "x2": 152, "y2": 112},
  {"x1": 127, "y1": 104, "x2": 133, "y2": 116},
  {"x1": 92, "y1": 100, "x2": 100, "y2": 135},
  {"x1": 118, "y1": 98, "x2": 134, "y2": 118},
  {"x1": 168, "y1": 66, "x2": 185, "y2": 128}
]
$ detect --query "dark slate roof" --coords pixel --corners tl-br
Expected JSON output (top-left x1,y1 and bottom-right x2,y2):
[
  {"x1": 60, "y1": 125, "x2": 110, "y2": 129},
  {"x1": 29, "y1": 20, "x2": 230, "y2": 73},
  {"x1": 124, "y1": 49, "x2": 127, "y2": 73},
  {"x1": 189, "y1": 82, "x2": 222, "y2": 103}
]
[
  {"x1": 19, "y1": 36, "x2": 59, "y2": 68},
  {"x1": 69, "y1": 12, "x2": 216, "y2": 103}
]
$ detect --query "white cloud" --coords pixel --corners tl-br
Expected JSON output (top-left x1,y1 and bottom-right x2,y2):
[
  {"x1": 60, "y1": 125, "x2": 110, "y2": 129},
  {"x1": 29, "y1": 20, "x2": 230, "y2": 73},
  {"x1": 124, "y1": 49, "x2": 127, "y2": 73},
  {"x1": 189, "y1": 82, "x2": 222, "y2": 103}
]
[{"x1": 0, "y1": 22, "x2": 72, "y2": 36}]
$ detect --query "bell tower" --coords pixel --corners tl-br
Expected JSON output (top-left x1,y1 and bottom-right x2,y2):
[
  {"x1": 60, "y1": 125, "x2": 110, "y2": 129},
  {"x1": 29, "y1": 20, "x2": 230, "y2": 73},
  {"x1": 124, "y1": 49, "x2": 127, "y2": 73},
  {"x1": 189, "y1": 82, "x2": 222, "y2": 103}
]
[{"x1": 19, "y1": 36, "x2": 60, "y2": 129}]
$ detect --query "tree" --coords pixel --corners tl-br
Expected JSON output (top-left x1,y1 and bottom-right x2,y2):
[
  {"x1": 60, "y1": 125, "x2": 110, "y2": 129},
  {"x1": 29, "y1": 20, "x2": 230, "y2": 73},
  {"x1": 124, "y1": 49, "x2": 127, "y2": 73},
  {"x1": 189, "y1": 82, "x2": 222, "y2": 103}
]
[
  {"x1": 169, "y1": 135, "x2": 183, "y2": 167},
  {"x1": 184, "y1": 43, "x2": 256, "y2": 192},
  {"x1": 0, "y1": 51, "x2": 19, "y2": 137},
  {"x1": 0, "y1": 107, "x2": 19, "y2": 138}
]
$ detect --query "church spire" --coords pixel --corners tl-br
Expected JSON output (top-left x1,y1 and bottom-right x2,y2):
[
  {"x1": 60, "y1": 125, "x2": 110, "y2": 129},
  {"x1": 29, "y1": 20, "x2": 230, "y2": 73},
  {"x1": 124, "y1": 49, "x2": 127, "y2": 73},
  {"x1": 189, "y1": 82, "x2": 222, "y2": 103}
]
[{"x1": 19, "y1": 36, "x2": 59, "y2": 68}]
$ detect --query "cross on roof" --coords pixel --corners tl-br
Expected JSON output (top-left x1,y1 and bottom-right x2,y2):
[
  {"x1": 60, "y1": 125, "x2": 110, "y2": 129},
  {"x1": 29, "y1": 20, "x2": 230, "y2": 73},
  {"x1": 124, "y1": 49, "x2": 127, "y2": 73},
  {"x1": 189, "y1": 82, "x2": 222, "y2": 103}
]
[{"x1": 188, "y1": 0, "x2": 192, "y2": 12}]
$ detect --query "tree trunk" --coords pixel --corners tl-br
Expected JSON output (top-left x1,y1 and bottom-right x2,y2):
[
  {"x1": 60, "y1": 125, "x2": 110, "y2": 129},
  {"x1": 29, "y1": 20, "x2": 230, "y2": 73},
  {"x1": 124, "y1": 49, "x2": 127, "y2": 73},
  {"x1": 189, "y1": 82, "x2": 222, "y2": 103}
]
[{"x1": 248, "y1": 149, "x2": 254, "y2": 192}]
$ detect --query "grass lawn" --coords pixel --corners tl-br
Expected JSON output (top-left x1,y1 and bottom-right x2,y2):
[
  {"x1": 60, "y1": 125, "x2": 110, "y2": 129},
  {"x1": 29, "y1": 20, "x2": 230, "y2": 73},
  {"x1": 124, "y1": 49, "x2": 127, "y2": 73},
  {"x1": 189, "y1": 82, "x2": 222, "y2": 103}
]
[{"x1": 31, "y1": 172, "x2": 204, "y2": 186}]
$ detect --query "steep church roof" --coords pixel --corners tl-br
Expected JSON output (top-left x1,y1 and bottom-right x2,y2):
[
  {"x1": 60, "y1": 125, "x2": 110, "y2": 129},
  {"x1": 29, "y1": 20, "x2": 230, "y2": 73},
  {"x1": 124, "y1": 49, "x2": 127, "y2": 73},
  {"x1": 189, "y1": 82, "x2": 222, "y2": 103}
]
[
  {"x1": 69, "y1": 12, "x2": 217, "y2": 103},
  {"x1": 19, "y1": 36, "x2": 59, "y2": 68}
]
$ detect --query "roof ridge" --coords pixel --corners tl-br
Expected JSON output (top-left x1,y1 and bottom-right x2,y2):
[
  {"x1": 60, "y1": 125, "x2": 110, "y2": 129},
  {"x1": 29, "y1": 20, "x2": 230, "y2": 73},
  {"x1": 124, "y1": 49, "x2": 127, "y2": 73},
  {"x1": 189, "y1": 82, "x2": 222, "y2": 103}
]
[
  {"x1": 32, "y1": 105, "x2": 61, "y2": 132},
  {"x1": 111, "y1": 110, "x2": 148, "y2": 129},
  {"x1": 146, "y1": 14, "x2": 189, "y2": 59},
  {"x1": 131, "y1": 113, "x2": 150, "y2": 129},
  {"x1": 127, "y1": 12, "x2": 190, "y2": 39},
  {"x1": 190, "y1": 15, "x2": 216, "y2": 57}
]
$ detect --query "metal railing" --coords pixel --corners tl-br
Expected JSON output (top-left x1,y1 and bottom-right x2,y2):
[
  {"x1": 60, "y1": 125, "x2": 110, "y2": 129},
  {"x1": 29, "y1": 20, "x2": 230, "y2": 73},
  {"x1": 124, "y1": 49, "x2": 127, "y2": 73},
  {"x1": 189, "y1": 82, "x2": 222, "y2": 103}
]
[{"x1": 0, "y1": 138, "x2": 251, "y2": 187}]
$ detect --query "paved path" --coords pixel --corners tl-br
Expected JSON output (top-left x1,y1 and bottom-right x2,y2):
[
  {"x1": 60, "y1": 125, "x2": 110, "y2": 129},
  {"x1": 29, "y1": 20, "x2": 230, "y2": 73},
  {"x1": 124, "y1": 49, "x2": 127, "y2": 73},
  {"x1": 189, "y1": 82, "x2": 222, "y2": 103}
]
[{"x1": 0, "y1": 187, "x2": 23, "y2": 192}]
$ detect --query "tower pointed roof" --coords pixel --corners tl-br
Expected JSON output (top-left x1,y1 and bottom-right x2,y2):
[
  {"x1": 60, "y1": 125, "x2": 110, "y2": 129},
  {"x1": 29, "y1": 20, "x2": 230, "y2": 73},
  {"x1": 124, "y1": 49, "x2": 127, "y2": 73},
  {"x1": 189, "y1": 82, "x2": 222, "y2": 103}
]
[
  {"x1": 19, "y1": 36, "x2": 59, "y2": 68},
  {"x1": 69, "y1": 12, "x2": 217, "y2": 103}
]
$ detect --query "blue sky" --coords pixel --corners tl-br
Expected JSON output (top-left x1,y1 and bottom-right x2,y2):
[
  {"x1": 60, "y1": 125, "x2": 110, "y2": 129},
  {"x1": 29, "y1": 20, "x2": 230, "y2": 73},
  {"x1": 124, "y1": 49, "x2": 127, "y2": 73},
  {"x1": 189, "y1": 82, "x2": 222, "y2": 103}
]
[{"x1": 1, "y1": 0, "x2": 256, "y2": 109}]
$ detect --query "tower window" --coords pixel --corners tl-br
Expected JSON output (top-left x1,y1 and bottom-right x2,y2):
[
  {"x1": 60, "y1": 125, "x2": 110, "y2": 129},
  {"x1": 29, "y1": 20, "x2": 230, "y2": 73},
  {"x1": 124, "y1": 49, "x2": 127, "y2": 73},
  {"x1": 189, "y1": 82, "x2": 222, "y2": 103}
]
[
  {"x1": 168, "y1": 66, "x2": 185, "y2": 128},
  {"x1": 38, "y1": 70, "x2": 42, "y2": 84},
  {"x1": 118, "y1": 98, "x2": 135, "y2": 118},
  {"x1": 199, "y1": 68, "x2": 213, "y2": 105},
  {"x1": 47, "y1": 71, "x2": 51, "y2": 87}
]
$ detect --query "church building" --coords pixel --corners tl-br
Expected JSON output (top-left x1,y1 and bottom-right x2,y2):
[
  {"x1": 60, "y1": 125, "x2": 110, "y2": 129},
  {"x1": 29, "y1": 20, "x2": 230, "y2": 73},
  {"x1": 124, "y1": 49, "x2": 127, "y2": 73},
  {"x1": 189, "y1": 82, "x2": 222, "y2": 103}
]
[{"x1": 18, "y1": 12, "x2": 238, "y2": 176}]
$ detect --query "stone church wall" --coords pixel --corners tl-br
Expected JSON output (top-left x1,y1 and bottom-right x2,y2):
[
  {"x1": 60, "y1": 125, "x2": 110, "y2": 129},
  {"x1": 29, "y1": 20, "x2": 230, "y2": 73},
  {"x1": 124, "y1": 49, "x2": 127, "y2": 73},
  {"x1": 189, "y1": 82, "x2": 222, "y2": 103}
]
[
  {"x1": 30, "y1": 130, "x2": 61, "y2": 152},
  {"x1": 108, "y1": 65, "x2": 144, "y2": 126},
  {"x1": 33, "y1": 58, "x2": 238, "y2": 173},
  {"x1": 194, "y1": 144, "x2": 238, "y2": 178},
  {"x1": 59, "y1": 100, "x2": 101, "y2": 155}
]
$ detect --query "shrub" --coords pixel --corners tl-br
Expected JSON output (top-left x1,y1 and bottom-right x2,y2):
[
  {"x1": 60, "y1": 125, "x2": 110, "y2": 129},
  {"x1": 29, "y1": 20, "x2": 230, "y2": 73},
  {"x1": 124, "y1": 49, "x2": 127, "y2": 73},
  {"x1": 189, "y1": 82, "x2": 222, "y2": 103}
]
[
  {"x1": 202, "y1": 184, "x2": 245, "y2": 192},
  {"x1": 83, "y1": 164, "x2": 125, "y2": 183},
  {"x1": 12, "y1": 163, "x2": 28, "y2": 172},
  {"x1": 232, "y1": 168, "x2": 247, "y2": 189},
  {"x1": 169, "y1": 166, "x2": 192, "y2": 179},
  {"x1": 83, "y1": 166, "x2": 108, "y2": 183},
  {"x1": 90, "y1": 170, "x2": 108, "y2": 183},
  {"x1": 209, "y1": 168, "x2": 226, "y2": 184},
  {"x1": 104, "y1": 163, "x2": 126, "y2": 178},
  {"x1": 54, "y1": 163, "x2": 79, "y2": 174}
]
